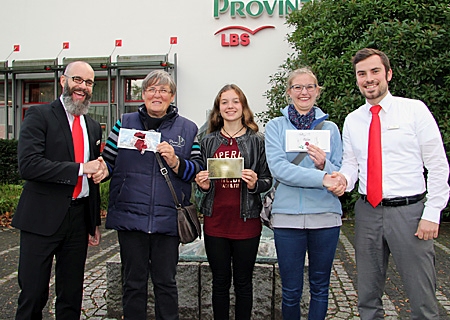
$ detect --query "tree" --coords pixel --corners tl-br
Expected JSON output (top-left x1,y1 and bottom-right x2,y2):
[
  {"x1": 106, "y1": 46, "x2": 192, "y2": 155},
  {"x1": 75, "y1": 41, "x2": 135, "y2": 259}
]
[{"x1": 257, "y1": 0, "x2": 450, "y2": 215}]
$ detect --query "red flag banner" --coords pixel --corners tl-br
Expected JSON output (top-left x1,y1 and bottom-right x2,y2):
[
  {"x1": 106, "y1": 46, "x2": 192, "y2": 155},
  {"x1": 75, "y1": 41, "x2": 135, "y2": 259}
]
[
  {"x1": 170, "y1": 37, "x2": 177, "y2": 44},
  {"x1": 63, "y1": 42, "x2": 69, "y2": 49},
  {"x1": 115, "y1": 39, "x2": 122, "y2": 47},
  {"x1": 13, "y1": 44, "x2": 20, "y2": 52}
]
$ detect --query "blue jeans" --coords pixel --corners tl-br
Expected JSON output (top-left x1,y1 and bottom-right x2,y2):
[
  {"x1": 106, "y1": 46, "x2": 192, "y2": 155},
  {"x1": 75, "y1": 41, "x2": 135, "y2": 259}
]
[{"x1": 274, "y1": 226, "x2": 340, "y2": 320}]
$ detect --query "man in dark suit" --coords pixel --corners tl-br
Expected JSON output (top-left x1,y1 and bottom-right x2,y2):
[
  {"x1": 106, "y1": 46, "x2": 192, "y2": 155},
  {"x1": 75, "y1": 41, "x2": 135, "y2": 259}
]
[{"x1": 12, "y1": 61, "x2": 108, "y2": 320}]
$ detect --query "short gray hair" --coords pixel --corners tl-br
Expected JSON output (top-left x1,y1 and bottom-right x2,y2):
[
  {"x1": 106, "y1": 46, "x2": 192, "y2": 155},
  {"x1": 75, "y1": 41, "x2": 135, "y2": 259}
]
[{"x1": 141, "y1": 70, "x2": 176, "y2": 95}]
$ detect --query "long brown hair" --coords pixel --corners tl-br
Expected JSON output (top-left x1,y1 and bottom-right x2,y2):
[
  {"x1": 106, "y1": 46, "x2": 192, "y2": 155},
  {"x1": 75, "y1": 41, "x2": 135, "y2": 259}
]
[{"x1": 207, "y1": 84, "x2": 258, "y2": 133}]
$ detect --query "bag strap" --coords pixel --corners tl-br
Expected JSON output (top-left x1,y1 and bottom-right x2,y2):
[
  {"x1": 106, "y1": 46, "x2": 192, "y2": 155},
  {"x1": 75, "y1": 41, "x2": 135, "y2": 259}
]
[
  {"x1": 273, "y1": 152, "x2": 305, "y2": 189},
  {"x1": 313, "y1": 121, "x2": 325, "y2": 130},
  {"x1": 273, "y1": 121, "x2": 325, "y2": 189},
  {"x1": 155, "y1": 152, "x2": 182, "y2": 209}
]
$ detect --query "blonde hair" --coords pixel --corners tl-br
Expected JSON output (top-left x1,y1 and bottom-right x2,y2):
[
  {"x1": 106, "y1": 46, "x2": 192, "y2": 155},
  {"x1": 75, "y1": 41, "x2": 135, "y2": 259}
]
[{"x1": 285, "y1": 67, "x2": 322, "y2": 104}]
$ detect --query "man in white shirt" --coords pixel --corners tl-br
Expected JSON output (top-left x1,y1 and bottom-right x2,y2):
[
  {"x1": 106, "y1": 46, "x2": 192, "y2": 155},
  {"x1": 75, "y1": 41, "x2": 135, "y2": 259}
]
[{"x1": 330, "y1": 48, "x2": 449, "y2": 319}]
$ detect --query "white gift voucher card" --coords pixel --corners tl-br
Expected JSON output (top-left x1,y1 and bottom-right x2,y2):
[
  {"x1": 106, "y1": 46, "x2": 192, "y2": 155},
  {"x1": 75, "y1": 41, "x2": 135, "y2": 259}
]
[
  {"x1": 285, "y1": 130, "x2": 330, "y2": 152},
  {"x1": 118, "y1": 128, "x2": 161, "y2": 154}
]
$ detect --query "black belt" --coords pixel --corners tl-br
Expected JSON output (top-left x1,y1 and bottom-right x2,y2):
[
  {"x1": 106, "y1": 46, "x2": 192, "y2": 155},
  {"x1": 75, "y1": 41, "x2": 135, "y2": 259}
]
[
  {"x1": 70, "y1": 197, "x2": 88, "y2": 207},
  {"x1": 360, "y1": 192, "x2": 426, "y2": 207}
]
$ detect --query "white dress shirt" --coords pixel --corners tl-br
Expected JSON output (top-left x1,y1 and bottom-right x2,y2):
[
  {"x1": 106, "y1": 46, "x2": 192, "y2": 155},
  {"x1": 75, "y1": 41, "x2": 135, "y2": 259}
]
[
  {"x1": 340, "y1": 92, "x2": 449, "y2": 223},
  {"x1": 60, "y1": 97, "x2": 90, "y2": 199}
]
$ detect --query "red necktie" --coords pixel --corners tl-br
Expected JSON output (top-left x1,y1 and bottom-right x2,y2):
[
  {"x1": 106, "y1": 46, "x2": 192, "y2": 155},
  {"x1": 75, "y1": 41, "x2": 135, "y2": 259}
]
[
  {"x1": 367, "y1": 105, "x2": 382, "y2": 207},
  {"x1": 72, "y1": 115, "x2": 84, "y2": 199}
]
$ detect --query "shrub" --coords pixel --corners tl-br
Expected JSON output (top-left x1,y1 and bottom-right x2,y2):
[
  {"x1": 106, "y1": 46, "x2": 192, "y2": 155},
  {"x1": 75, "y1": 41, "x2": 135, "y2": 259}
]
[
  {"x1": 0, "y1": 184, "x2": 22, "y2": 215},
  {"x1": 0, "y1": 139, "x2": 21, "y2": 185},
  {"x1": 100, "y1": 180, "x2": 110, "y2": 213},
  {"x1": 0, "y1": 180, "x2": 110, "y2": 221}
]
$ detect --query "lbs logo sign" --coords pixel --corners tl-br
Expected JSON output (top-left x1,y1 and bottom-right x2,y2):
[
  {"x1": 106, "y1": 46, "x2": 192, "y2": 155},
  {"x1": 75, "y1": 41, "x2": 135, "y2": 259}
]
[
  {"x1": 214, "y1": 25, "x2": 274, "y2": 47},
  {"x1": 213, "y1": 0, "x2": 306, "y2": 47}
]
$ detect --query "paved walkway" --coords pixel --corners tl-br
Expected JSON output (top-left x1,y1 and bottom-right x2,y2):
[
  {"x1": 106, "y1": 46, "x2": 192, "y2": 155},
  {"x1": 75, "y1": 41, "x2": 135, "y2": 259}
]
[{"x1": 1, "y1": 220, "x2": 450, "y2": 319}]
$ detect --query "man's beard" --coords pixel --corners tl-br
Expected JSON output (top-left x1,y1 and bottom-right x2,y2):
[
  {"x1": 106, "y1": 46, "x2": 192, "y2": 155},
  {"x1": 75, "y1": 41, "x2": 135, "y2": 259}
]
[
  {"x1": 62, "y1": 82, "x2": 92, "y2": 116},
  {"x1": 360, "y1": 77, "x2": 389, "y2": 102}
]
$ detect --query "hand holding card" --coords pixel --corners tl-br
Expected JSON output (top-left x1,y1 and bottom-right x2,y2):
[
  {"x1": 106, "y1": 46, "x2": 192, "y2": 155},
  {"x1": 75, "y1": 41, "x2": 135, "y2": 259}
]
[{"x1": 285, "y1": 130, "x2": 330, "y2": 152}]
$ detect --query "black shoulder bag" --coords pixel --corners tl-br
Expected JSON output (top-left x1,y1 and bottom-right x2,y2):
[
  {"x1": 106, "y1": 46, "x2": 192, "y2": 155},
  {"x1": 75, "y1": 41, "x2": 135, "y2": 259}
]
[{"x1": 155, "y1": 153, "x2": 201, "y2": 244}]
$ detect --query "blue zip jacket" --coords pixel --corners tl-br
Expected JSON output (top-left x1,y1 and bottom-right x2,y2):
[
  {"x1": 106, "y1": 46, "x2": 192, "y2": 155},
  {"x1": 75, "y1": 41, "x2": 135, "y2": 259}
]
[{"x1": 265, "y1": 105, "x2": 343, "y2": 215}]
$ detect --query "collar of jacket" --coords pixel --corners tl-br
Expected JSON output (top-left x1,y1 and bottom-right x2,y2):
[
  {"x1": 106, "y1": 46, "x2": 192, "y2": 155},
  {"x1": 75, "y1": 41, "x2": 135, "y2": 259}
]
[
  {"x1": 281, "y1": 105, "x2": 329, "y2": 129},
  {"x1": 210, "y1": 127, "x2": 254, "y2": 145},
  {"x1": 138, "y1": 104, "x2": 178, "y2": 131}
]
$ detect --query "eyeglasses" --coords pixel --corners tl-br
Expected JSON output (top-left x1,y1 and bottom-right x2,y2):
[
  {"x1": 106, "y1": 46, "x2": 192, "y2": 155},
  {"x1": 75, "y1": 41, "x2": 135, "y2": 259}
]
[
  {"x1": 64, "y1": 75, "x2": 95, "y2": 87},
  {"x1": 290, "y1": 84, "x2": 317, "y2": 93},
  {"x1": 145, "y1": 87, "x2": 172, "y2": 96}
]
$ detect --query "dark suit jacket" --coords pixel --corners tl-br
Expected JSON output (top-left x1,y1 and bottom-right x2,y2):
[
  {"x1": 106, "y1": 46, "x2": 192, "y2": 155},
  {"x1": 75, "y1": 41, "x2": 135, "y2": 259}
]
[{"x1": 12, "y1": 99, "x2": 102, "y2": 236}]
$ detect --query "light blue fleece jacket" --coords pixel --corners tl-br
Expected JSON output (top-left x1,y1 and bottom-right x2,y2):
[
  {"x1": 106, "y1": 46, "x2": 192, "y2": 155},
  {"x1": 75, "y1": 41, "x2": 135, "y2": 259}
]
[{"x1": 265, "y1": 105, "x2": 343, "y2": 215}]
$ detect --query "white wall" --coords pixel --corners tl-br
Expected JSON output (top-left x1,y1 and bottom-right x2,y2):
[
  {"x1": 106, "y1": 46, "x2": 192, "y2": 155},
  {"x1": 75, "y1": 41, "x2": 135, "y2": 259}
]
[{"x1": 0, "y1": 0, "x2": 295, "y2": 127}]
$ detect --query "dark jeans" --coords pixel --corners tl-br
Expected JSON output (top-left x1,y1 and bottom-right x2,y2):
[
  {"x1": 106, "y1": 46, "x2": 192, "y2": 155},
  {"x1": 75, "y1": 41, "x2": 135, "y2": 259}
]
[
  {"x1": 118, "y1": 231, "x2": 180, "y2": 320},
  {"x1": 204, "y1": 234, "x2": 260, "y2": 320},
  {"x1": 274, "y1": 226, "x2": 340, "y2": 320}
]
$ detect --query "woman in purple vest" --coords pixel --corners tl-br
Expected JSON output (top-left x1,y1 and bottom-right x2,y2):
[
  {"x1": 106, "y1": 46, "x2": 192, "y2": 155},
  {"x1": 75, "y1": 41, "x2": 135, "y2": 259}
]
[{"x1": 102, "y1": 70, "x2": 203, "y2": 320}]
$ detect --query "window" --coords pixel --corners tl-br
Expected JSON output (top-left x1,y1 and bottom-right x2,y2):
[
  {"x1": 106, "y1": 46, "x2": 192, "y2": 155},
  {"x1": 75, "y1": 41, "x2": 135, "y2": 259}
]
[
  {"x1": 0, "y1": 81, "x2": 12, "y2": 105},
  {"x1": 23, "y1": 81, "x2": 55, "y2": 104},
  {"x1": 88, "y1": 105, "x2": 108, "y2": 124},
  {"x1": 125, "y1": 78, "x2": 144, "y2": 102},
  {"x1": 91, "y1": 79, "x2": 115, "y2": 103}
]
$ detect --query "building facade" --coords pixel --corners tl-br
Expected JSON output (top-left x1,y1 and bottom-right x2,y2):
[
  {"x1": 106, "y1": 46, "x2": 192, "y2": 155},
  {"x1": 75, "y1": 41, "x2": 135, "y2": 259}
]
[{"x1": 0, "y1": 0, "x2": 308, "y2": 140}]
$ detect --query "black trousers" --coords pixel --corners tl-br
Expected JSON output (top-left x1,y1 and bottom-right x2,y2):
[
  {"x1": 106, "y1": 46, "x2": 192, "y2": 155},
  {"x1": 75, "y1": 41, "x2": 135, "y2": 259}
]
[
  {"x1": 15, "y1": 203, "x2": 88, "y2": 320},
  {"x1": 118, "y1": 231, "x2": 180, "y2": 320},
  {"x1": 204, "y1": 234, "x2": 260, "y2": 320}
]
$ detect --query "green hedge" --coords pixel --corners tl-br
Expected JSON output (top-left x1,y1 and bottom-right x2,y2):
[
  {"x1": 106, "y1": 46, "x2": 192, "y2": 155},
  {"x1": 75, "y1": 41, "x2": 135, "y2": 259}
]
[
  {"x1": 0, "y1": 181, "x2": 110, "y2": 218},
  {"x1": 0, "y1": 184, "x2": 22, "y2": 215},
  {"x1": 0, "y1": 136, "x2": 110, "y2": 216},
  {"x1": 0, "y1": 139, "x2": 21, "y2": 185},
  {"x1": 100, "y1": 180, "x2": 110, "y2": 212}
]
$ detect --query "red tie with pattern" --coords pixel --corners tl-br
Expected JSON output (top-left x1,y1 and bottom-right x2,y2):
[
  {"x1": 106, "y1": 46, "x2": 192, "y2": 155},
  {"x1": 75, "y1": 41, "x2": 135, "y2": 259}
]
[
  {"x1": 72, "y1": 115, "x2": 84, "y2": 199},
  {"x1": 367, "y1": 105, "x2": 382, "y2": 207}
]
